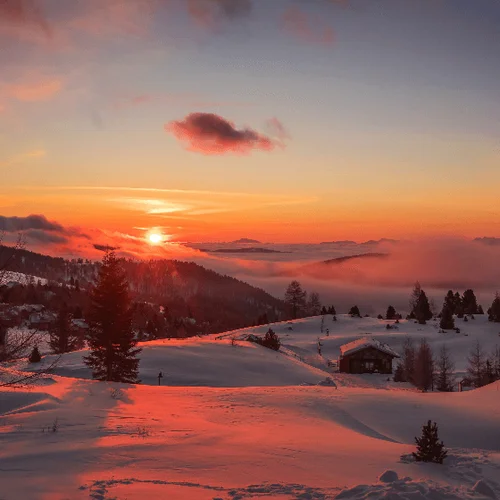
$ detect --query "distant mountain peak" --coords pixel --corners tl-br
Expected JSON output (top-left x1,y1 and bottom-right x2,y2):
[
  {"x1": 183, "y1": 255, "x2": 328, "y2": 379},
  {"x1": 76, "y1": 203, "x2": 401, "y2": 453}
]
[{"x1": 231, "y1": 238, "x2": 262, "y2": 244}]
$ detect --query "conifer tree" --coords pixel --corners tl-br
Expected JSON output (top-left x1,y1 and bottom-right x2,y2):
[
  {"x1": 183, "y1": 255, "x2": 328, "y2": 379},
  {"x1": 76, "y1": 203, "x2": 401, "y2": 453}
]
[
  {"x1": 415, "y1": 338, "x2": 434, "y2": 391},
  {"x1": 454, "y1": 292, "x2": 464, "y2": 318},
  {"x1": 415, "y1": 291, "x2": 433, "y2": 324},
  {"x1": 84, "y1": 252, "x2": 141, "y2": 383},
  {"x1": 413, "y1": 420, "x2": 447, "y2": 464},
  {"x1": 436, "y1": 345, "x2": 455, "y2": 392},
  {"x1": 462, "y1": 289, "x2": 478, "y2": 315},
  {"x1": 49, "y1": 302, "x2": 81, "y2": 354},
  {"x1": 386, "y1": 305, "x2": 396, "y2": 320},
  {"x1": 262, "y1": 328, "x2": 280, "y2": 351},
  {"x1": 488, "y1": 293, "x2": 500, "y2": 322},
  {"x1": 307, "y1": 292, "x2": 322, "y2": 316},
  {"x1": 29, "y1": 346, "x2": 42, "y2": 363},
  {"x1": 467, "y1": 341, "x2": 486, "y2": 388},
  {"x1": 439, "y1": 304, "x2": 455, "y2": 330},
  {"x1": 349, "y1": 305, "x2": 361, "y2": 318},
  {"x1": 443, "y1": 290, "x2": 455, "y2": 315}
]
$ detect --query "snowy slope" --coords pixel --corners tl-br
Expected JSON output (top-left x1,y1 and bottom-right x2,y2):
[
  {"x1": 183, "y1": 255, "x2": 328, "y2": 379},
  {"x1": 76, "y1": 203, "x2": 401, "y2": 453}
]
[{"x1": 1, "y1": 315, "x2": 500, "y2": 499}]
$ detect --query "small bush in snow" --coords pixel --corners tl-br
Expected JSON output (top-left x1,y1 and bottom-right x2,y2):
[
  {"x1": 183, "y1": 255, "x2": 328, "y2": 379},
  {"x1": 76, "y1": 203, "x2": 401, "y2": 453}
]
[
  {"x1": 28, "y1": 346, "x2": 42, "y2": 363},
  {"x1": 413, "y1": 420, "x2": 447, "y2": 464},
  {"x1": 261, "y1": 328, "x2": 281, "y2": 351}
]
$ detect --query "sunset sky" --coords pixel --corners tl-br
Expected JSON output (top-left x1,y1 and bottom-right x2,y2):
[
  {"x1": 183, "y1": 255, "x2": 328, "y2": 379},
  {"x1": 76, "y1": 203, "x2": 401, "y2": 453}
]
[{"x1": 1, "y1": 0, "x2": 500, "y2": 256}]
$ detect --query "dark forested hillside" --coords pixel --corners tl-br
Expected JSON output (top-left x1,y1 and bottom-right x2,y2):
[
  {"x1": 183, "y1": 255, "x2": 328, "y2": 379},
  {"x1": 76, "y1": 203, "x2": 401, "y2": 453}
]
[{"x1": 0, "y1": 245, "x2": 285, "y2": 336}]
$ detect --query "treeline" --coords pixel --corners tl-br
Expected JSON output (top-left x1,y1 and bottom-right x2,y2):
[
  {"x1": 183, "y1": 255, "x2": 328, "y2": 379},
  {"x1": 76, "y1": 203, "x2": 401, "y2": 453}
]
[
  {"x1": 395, "y1": 338, "x2": 500, "y2": 391},
  {"x1": 283, "y1": 281, "x2": 336, "y2": 319}
]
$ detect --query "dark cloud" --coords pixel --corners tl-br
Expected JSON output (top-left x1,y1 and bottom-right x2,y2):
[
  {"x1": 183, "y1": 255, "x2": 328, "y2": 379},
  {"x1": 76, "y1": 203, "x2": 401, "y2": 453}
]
[
  {"x1": 23, "y1": 229, "x2": 68, "y2": 244},
  {"x1": 166, "y1": 112, "x2": 285, "y2": 155},
  {"x1": 93, "y1": 243, "x2": 120, "y2": 252},
  {"x1": 0, "y1": 0, "x2": 51, "y2": 37},
  {"x1": 0, "y1": 214, "x2": 64, "y2": 232}
]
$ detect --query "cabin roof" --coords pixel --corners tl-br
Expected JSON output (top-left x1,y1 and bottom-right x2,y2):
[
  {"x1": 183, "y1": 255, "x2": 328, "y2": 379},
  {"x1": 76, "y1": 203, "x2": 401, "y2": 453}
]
[{"x1": 340, "y1": 337, "x2": 400, "y2": 358}]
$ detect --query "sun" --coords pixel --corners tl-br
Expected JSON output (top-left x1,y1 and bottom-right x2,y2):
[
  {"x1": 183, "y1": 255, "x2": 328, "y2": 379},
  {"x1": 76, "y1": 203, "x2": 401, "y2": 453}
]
[{"x1": 148, "y1": 233, "x2": 163, "y2": 244}]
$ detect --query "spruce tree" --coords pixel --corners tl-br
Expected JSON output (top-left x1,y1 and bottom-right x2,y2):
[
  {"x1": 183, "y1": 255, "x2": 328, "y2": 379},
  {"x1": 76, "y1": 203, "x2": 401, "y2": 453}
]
[
  {"x1": 84, "y1": 252, "x2": 141, "y2": 383},
  {"x1": 262, "y1": 328, "x2": 281, "y2": 351},
  {"x1": 488, "y1": 293, "x2": 500, "y2": 322},
  {"x1": 415, "y1": 291, "x2": 433, "y2": 324},
  {"x1": 443, "y1": 290, "x2": 455, "y2": 315},
  {"x1": 386, "y1": 305, "x2": 397, "y2": 320},
  {"x1": 454, "y1": 292, "x2": 464, "y2": 318},
  {"x1": 307, "y1": 292, "x2": 322, "y2": 316},
  {"x1": 349, "y1": 305, "x2": 361, "y2": 318},
  {"x1": 436, "y1": 345, "x2": 455, "y2": 392},
  {"x1": 49, "y1": 302, "x2": 81, "y2": 354},
  {"x1": 462, "y1": 289, "x2": 478, "y2": 315},
  {"x1": 439, "y1": 304, "x2": 455, "y2": 330},
  {"x1": 413, "y1": 420, "x2": 447, "y2": 464},
  {"x1": 29, "y1": 346, "x2": 42, "y2": 363}
]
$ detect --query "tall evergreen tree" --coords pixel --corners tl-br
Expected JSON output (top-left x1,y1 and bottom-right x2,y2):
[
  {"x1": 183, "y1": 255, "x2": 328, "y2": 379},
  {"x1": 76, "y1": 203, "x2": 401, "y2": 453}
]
[
  {"x1": 415, "y1": 291, "x2": 433, "y2": 324},
  {"x1": 348, "y1": 305, "x2": 361, "y2": 318},
  {"x1": 84, "y1": 252, "x2": 141, "y2": 383},
  {"x1": 439, "y1": 304, "x2": 455, "y2": 330},
  {"x1": 415, "y1": 338, "x2": 434, "y2": 391},
  {"x1": 386, "y1": 305, "x2": 397, "y2": 320},
  {"x1": 413, "y1": 421, "x2": 447, "y2": 464},
  {"x1": 454, "y1": 292, "x2": 464, "y2": 317},
  {"x1": 462, "y1": 289, "x2": 478, "y2": 315},
  {"x1": 488, "y1": 293, "x2": 500, "y2": 322},
  {"x1": 436, "y1": 345, "x2": 455, "y2": 392},
  {"x1": 284, "y1": 281, "x2": 306, "y2": 319},
  {"x1": 443, "y1": 290, "x2": 455, "y2": 315},
  {"x1": 467, "y1": 341, "x2": 486, "y2": 388},
  {"x1": 50, "y1": 302, "x2": 82, "y2": 354}
]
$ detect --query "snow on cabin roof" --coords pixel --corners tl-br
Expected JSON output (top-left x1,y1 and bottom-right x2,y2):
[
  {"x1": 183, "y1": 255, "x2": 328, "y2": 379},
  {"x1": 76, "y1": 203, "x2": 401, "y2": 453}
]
[{"x1": 340, "y1": 337, "x2": 400, "y2": 358}]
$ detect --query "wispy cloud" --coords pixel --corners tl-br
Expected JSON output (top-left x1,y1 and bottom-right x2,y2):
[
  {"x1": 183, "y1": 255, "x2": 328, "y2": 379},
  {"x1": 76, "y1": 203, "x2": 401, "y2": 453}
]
[
  {"x1": 0, "y1": 149, "x2": 46, "y2": 168},
  {"x1": 166, "y1": 112, "x2": 286, "y2": 155},
  {"x1": 282, "y1": 6, "x2": 335, "y2": 46}
]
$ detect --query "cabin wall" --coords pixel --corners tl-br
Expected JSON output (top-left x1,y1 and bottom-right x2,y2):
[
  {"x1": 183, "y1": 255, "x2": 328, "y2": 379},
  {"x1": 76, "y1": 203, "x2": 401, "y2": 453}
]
[{"x1": 339, "y1": 347, "x2": 395, "y2": 374}]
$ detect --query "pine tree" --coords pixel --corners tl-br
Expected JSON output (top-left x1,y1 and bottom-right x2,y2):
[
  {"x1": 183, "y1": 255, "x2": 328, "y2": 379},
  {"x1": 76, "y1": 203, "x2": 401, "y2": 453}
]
[
  {"x1": 462, "y1": 289, "x2": 478, "y2": 315},
  {"x1": 484, "y1": 359, "x2": 495, "y2": 385},
  {"x1": 467, "y1": 341, "x2": 485, "y2": 388},
  {"x1": 414, "y1": 338, "x2": 434, "y2": 391},
  {"x1": 413, "y1": 420, "x2": 448, "y2": 464},
  {"x1": 284, "y1": 281, "x2": 306, "y2": 319},
  {"x1": 29, "y1": 346, "x2": 42, "y2": 363},
  {"x1": 349, "y1": 305, "x2": 361, "y2": 318},
  {"x1": 443, "y1": 290, "x2": 455, "y2": 315},
  {"x1": 415, "y1": 291, "x2": 433, "y2": 325},
  {"x1": 454, "y1": 292, "x2": 464, "y2": 318},
  {"x1": 488, "y1": 293, "x2": 500, "y2": 322},
  {"x1": 386, "y1": 305, "x2": 397, "y2": 320},
  {"x1": 84, "y1": 252, "x2": 141, "y2": 383},
  {"x1": 49, "y1": 302, "x2": 81, "y2": 354},
  {"x1": 402, "y1": 337, "x2": 416, "y2": 385},
  {"x1": 436, "y1": 345, "x2": 455, "y2": 392},
  {"x1": 439, "y1": 304, "x2": 455, "y2": 330},
  {"x1": 262, "y1": 328, "x2": 280, "y2": 351}
]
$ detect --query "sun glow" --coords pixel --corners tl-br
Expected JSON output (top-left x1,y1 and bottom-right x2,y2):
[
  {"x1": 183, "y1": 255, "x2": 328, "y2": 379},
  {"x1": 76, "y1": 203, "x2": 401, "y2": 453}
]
[{"x1": 148, "y1": 232, "x2": 163, "y2": 244}]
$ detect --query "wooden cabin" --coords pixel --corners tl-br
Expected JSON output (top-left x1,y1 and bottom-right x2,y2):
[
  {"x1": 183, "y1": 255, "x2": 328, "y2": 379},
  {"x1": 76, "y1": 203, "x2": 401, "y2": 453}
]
[{"x1": 339, "y1": 338, "x2": 399, "y2": 374}]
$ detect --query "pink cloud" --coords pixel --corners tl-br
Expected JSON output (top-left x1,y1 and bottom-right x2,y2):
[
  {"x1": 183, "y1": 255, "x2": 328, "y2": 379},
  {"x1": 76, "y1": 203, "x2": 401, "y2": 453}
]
[
  {"x1": 166, "y1": 112, "x2": 286, "y2": 155},
  {"x1": 282, "y1": 6, "x2": 335, "y2": 46},
  {"x1": 4, "y1": 77, "x2": 62, "y2": 102}
]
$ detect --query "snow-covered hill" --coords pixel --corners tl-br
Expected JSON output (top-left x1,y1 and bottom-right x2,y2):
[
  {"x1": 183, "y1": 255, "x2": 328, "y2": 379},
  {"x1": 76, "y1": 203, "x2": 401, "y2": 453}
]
[{"x1": 1, "y1": 315, "x2": 499, "y2": 499}]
